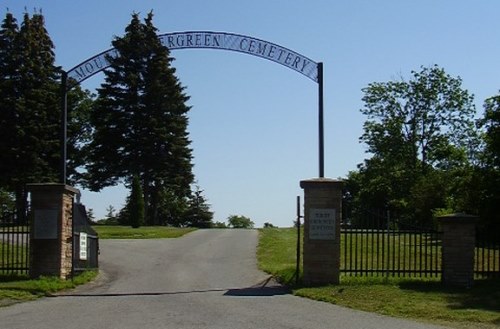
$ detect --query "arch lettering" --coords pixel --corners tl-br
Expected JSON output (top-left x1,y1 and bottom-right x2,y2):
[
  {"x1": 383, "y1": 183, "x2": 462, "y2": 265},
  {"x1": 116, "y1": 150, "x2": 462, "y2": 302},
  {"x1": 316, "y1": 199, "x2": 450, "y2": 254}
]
[{"x1": 67, "y1": 31, "x2": 319, "y2": 88}]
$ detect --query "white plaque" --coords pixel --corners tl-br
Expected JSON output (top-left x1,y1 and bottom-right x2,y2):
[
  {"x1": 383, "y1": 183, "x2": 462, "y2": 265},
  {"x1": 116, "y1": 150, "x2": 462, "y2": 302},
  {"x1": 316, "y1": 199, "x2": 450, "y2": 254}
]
[
  {"x1": 309, "y1": 208, "x2": 336, "y2": 240},
  {"x1": 34, "y1": 209, "x2": 58, "y2": 239},
  {"x1": 79, "y1": 232, "x2": 88, "y2": 260}
]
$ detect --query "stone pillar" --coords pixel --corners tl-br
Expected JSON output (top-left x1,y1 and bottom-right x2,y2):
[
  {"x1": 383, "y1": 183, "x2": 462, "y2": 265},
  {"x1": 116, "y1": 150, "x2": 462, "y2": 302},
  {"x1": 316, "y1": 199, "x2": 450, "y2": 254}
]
[
  {"x1": 300, "y1": 178, "x2": 343, "y2": 285},
  {"x1": 27, "y1": 183, "x2": 79, "y2": 279},
  {"x1": 439, "y1": 213, "x2": 479, "y2": 288}
]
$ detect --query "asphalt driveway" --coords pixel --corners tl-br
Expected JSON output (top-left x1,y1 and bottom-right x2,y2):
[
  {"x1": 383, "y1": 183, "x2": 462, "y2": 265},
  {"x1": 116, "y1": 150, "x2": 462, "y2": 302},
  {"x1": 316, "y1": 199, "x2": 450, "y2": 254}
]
[{"x1": 0, "y1": 229, "x2": 447, "y2": 329}]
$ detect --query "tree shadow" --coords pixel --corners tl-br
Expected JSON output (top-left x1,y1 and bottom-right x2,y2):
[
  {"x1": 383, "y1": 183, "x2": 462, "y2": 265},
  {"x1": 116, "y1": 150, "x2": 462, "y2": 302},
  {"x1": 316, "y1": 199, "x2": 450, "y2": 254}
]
[
  {"x1": 224, "y1": 277, "x2": 289, "y2": 297},
  {"x1": 51, "y1": 277, "x2": 289, "y2": 298}
]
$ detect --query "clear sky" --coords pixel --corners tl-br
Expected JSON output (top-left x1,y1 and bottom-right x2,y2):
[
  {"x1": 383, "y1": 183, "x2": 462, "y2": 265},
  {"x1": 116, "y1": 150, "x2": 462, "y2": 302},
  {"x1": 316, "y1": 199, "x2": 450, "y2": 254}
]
[{"x1": 4, "y1": 1, "x2": 500, "y2": 227}]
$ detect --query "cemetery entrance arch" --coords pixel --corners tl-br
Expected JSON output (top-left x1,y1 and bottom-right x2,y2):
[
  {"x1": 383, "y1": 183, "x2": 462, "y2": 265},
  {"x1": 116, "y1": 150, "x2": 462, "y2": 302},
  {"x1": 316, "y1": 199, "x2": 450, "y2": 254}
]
[
  {"x1": 59, "y1": 31, "x2": 325, "y2": 184},
  {"x1": 53, "y1": 31, "x2": 342, "y2": 285}
]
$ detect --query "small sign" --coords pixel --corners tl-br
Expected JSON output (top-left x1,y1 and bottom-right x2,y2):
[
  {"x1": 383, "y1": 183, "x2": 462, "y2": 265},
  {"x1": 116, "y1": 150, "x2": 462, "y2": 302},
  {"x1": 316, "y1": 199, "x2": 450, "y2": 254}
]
[
  {"x1": 79, "y1": 232, "x2": 88, "y2": 260},
  {"x1": 309, "y1": 208, "x2": 336, "y2": 240},
  {"x1": 34, "y1": 209, "x2": 58, "y2": 239}
]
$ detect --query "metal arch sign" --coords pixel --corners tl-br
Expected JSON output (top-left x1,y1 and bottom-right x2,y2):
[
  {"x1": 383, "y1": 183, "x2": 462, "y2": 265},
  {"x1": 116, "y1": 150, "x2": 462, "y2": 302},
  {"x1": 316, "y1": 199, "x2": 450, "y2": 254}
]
[
  {"x1": 67, "y1": 31, "x2": 319, "y2": 88},
  {"x1": 60, "y1": 31, "x2": 326, "y2": 184}
]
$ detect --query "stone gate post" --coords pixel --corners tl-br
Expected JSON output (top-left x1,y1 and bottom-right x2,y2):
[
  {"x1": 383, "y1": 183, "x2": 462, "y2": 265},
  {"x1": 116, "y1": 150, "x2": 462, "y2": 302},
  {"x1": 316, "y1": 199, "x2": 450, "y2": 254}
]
[
  {"x1": 300, "y1": 178, "x2": 343, "y2": 285},
  {"x1": 438, "y1": 213, "x2": 479, "y2": 288},
  {"x1": 27, "y1": 183, "x2": 79, "y2": 279}
]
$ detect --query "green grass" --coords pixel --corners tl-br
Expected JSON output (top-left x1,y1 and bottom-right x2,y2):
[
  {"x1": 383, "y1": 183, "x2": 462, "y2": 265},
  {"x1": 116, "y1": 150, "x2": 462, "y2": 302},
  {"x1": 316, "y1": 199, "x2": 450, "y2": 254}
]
[
  {"x1": 341, "y1": 231, "x2": 442, "y2": 275},
  {"x1": 257, "y1": 227, "x2": 500, "y2": 329},
  {"x1": 257, "y1": 227, "x2": 300, "y2": 283},
  {"x1": 0, "y1": 271, "x2": 98, "y2": 307},
  {"x1": 92, "y1": 225, "x2": 196, "y2": 239},
  {"x1": 0, "y1": 242, "x2": 28, "y2": 269}
]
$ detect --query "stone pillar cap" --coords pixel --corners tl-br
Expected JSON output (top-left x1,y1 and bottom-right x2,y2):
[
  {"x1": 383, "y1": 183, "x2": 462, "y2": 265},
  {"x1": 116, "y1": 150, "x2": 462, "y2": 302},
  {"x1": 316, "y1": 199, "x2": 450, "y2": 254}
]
[
  {"x1": 300, "y1": 178, "x2": 343, "y2": 188},
  {"x1": 26, "y1": 183, "x2": 80, "y2": 195},
  {"x1": 438, "y1": 213, "x2": 479, "y2": 223}
]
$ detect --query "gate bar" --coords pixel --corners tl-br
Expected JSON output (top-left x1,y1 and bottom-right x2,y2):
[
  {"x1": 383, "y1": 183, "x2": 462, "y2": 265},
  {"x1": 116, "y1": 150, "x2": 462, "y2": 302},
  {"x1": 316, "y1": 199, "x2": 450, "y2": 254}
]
[
  {"x1": 318, "y1": 62, "x2": 324, "y2": 178},
  {"x1": 60, "y1": 71, "x2": 68, "y2": 185}
]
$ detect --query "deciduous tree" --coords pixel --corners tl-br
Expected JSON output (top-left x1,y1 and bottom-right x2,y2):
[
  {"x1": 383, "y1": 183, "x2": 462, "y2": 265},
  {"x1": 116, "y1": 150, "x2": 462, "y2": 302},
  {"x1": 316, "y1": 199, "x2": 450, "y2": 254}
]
[
  {"x1": 349, "y1": 65, "x2": 478, "y2": 226},
  {"x1": 227, "y1": 215, "x2": 254, "y2": 229}
]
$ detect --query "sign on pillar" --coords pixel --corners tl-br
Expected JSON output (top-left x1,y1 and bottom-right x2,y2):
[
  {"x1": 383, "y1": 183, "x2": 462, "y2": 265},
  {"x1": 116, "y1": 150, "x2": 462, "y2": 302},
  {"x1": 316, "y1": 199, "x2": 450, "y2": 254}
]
[
  {"x1": 27, "y1": 183, "x2": 79, "y2": 279},
  {"x1": 300, "y1": 178, "x2": 343, "y2": 285}
]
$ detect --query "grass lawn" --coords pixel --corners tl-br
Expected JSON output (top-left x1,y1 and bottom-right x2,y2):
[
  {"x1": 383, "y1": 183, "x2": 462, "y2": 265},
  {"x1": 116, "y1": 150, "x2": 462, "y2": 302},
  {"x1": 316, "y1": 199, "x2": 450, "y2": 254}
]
[
  {"x1": 257, "y1": 227, "x2": 500, "y2": 329},
  {"x1": 0, "y1": 241, "x2": 28, "y2": 270},
  {"x1": 92, "y1": 225, "x2": 196, "y2": 239},
  {"x1": 0, "y1": 271, "x2": 98, "y2": 307}
]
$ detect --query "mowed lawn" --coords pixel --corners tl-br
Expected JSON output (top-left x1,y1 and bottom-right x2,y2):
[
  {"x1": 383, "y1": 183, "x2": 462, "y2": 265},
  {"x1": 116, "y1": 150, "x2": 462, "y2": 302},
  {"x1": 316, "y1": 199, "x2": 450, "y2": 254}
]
[
  {"x1": 92, "y1": 225, "x2": 196, "y2": 239},
  {"x1": 257, "y1": 227, "x2": 500, "y2": 329}
]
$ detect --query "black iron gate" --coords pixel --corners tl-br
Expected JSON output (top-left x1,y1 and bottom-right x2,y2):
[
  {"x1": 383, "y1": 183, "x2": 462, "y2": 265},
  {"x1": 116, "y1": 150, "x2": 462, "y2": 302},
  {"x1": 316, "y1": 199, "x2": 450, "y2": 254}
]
[
  {"x1": 340, "y1": 209, "x2": 442, "y2": 277},
  {"x1": 0, "y1": 212, "x2": 30, "y2": 276},
  {"x1": 475, "y1": 228, "x2": 500, "y2": 278},
  {"x1": 72, "y1": 202, "x2": 99, "y2": 273}
]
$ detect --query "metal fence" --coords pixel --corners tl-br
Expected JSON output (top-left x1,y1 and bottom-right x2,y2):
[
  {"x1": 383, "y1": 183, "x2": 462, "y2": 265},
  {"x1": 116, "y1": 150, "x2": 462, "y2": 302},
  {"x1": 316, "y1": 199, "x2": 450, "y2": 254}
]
[
  {"x1": 0, "y1": 212, "x2": 30, "y2": 275},
  {"x1": 475, "y1": 229, "x2": 500, "y2": 278},
  {"x1": 341, "y1": 208, "x2": 500, "y2": 279},
  {"x1": 341, "y1": 209, "x2": 442, "y2": 277}
]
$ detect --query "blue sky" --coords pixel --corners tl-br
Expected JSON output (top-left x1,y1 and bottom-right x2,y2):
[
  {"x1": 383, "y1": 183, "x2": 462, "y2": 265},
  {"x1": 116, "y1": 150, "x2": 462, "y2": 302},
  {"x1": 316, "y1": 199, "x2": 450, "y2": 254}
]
[{"x1": 4, "y1": 1, "x2": 500, "y2": 227}]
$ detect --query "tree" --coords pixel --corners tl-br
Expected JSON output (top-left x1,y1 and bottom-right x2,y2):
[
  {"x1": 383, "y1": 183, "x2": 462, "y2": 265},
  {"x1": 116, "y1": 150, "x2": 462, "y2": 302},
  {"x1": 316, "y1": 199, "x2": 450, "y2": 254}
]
[
  {"x1": 212, "y1": 221, "x2": 227, "y2": 228},
  {"x1": 66, "y1": 86, "x2": 94, "y2": 185},
  {"x1": 105, "y1": 205, "x2": 117, "y2": 221},
  {"x1": 184, "y1": 185, "x2": 213, "y2": 228},
  {"x1": 227, "y1": 215, "x2": 254, "y2": 229},
  {"x1": 474, "y1": 93, "x2": 500, "y2": 237},
  {"x1": 0, "y1": 11, "x2": 61, "y2": 222},
  {"x1": 349, "y1": 65, "x2": 477, "y2": 226},
  {"x1": 0, "y1": 188, "x2": 15, "y2": 223},
  {"x1": 482, "y1": 93, "x2": 500, "y2": 167},
  {"x1": 360, "y1": 65, "x2": 476, "y2": 172},
  {"x1": 0, "y1": 11, "x2": 93, "y2": 223},
  {"x1": 85, "y1": 12, "x2": 194, "y2": 225},
  {"x1": 154, "y1": 187, "x2": 188, "y2": 226},
  {"x1": 128, "y1": 175, "x2": 145, "y2": 228},
  {"x1": 86, "y1": 208, "x2": 96, "y2": 224}
]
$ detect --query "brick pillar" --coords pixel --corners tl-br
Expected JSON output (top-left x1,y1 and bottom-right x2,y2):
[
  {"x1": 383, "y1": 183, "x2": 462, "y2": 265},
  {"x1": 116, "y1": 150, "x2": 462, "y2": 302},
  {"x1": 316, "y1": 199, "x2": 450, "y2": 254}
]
[
  {"x1": 439, "y1": 213, "x2": 479, "y2": 288},
  {"x1": 27, "y1": 183, "x2": 79, "y2": 279},
  {"x1": 300, "y1": 178, "x2": 343, "y2": 285}
]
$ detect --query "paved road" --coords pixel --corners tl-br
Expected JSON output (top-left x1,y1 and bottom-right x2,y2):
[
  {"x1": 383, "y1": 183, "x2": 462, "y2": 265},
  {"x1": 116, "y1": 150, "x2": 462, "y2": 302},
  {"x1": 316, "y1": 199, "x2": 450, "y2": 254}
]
[{"x1": 0, "y1": 229, "x2": 447, "y2": 329}]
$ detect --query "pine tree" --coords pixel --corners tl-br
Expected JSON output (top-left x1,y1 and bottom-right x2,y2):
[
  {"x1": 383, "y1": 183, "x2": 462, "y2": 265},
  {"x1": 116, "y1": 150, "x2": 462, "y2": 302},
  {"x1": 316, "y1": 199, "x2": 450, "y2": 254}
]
[
  {"x1": 0, "y1": 11, "x2": 60, "y2": 222},
  {"x1": 185, "y1": 185, "x2": 213, "y2": 228},
  {"x1": 128, "y1": 175, "x2": 145, "y2": 228},
  {"x1": 85, "y1": 12, "x2": 194, "y2": 225},
  {"x1": 66, "y1": 86, "x2": 94, "y2": 185},
  {"x1": 0, "y1": 12, "x2": 19, "y2": 191}
]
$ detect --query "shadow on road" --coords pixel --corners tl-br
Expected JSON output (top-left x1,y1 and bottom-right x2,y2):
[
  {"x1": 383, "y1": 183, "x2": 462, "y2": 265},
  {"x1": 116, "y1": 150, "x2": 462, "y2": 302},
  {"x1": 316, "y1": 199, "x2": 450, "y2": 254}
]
[
  {"x1": 51, "y1": 277, "x2": 289, "y2": 298},
  {"x1": 224, "y1": 276, "x2": 289, "y2": 297}
]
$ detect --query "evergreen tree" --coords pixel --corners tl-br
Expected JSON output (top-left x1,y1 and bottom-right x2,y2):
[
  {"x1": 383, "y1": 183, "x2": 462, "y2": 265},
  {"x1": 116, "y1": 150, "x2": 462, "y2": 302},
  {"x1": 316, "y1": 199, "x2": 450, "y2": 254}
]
[
  {"x1": 66, "y1": 86, "x2": 94, "y2": 185},
  {"x1": 85, "y1": 12, "x2": 194, "y2": 225},
  {"x1": 185, "y1": 185, "x2": 213, "y2": 228},
  {"x1": 0, "y1": 12, "x2": 19, "y2": 190},
  {"x1": 128, "y1": 175, "x2": 145, "y2": 228},
  {"x1": 0, "y1": 11, "x2": 60, "y2": 222}
]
